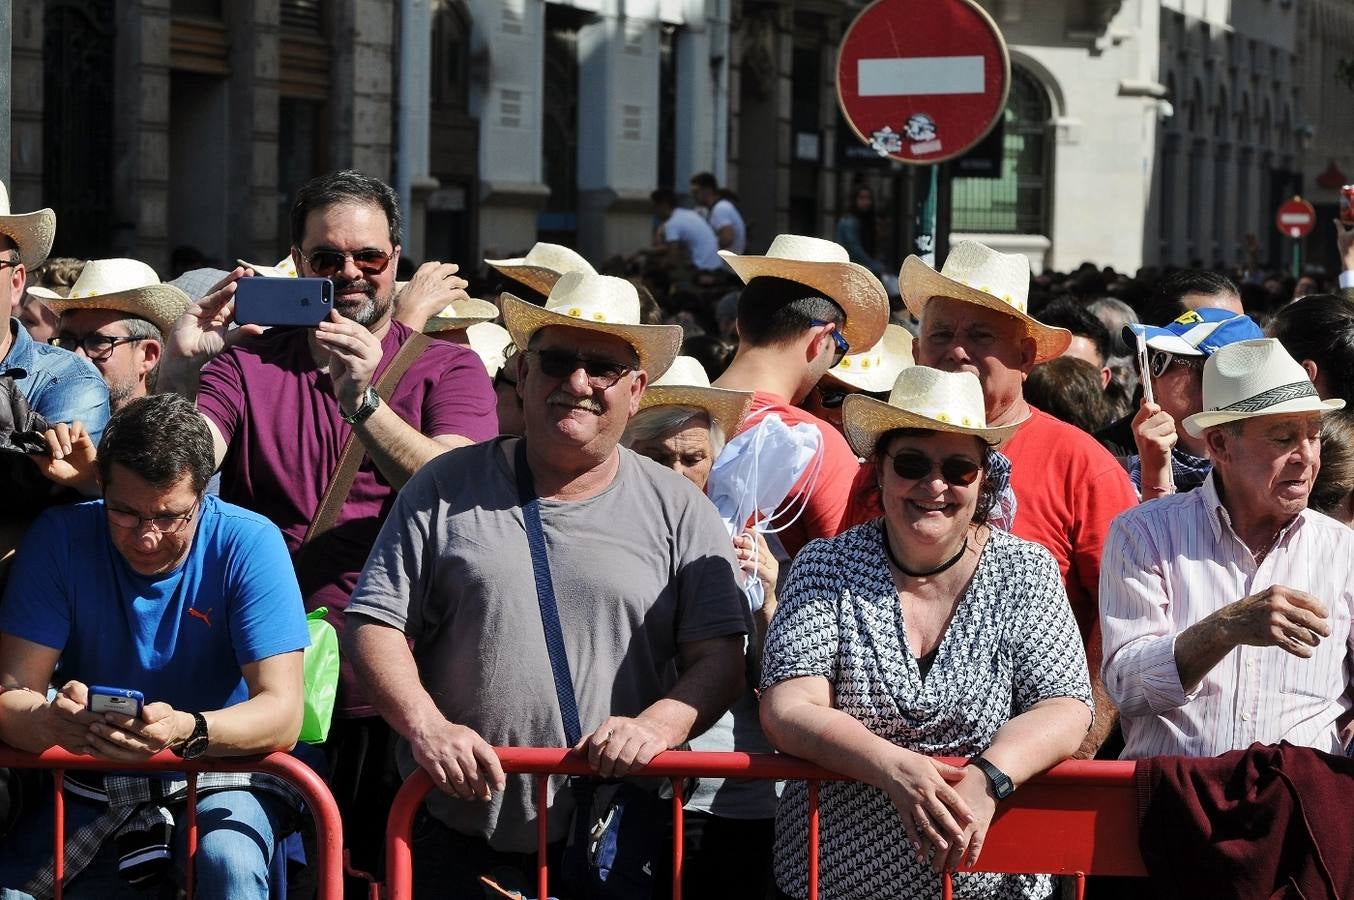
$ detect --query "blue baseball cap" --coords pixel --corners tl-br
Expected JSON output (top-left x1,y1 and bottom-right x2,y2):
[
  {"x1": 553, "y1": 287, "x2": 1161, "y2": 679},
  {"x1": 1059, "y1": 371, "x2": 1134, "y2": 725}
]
[{"x1": 1123, "y1": 307, "x2": 1264, "y2": 357}]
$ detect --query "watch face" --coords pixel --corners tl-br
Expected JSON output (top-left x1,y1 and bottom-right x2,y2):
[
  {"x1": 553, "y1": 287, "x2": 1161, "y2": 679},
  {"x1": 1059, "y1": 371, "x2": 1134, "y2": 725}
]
[{"x1": 180, "y1": 734, "x2": 210, "y2": 760}]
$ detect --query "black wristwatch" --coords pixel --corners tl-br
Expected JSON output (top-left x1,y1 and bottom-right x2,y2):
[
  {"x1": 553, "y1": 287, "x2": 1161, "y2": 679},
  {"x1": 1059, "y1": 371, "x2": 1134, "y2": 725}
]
[
  {"x1": 970, "y1": 755, "x2": 1014, "y2": 800},
  {"x1": 172, "y1": 712, "x2": 210, "y2": 760},
  {"x1": 341, "y1": 386, "x2": 381, "y2": 425}
]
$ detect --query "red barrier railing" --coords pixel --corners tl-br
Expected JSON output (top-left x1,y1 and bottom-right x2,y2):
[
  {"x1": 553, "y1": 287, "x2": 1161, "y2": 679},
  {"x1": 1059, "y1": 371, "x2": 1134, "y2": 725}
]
[
  {"x1": 385, "y1": 748, "x2": 1145, "y2": 900},
  {"x1": 0, "y1": 746, "x2": 345, "y2": 900}
]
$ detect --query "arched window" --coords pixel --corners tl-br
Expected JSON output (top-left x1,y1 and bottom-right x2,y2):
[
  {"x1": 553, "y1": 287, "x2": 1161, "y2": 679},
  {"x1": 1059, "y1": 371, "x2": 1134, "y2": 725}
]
[{"x1": 951, "y1": 65, "x2": 1051, "y2": 234}]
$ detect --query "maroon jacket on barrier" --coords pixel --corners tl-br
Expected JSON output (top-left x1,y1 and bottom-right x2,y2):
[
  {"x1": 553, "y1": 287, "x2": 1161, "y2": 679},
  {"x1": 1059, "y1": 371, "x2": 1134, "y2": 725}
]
[{"x1": 1136, "y1": 742, "x2": 1354, "y2": 900}]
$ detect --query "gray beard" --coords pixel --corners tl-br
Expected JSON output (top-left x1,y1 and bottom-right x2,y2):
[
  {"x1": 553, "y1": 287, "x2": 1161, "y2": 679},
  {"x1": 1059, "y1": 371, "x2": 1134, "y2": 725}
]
[{"x1": 337, "y1": 290, "x2": 392, "y2": 328}]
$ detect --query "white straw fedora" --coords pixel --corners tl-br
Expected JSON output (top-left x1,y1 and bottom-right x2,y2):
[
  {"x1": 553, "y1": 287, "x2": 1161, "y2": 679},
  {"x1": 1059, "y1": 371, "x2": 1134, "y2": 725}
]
[
  {"x1": 822, "y1": 323, "x2": 915, "y2": 394},
  {"x1": 0, "y1": 182, "x2": 55, "y2": 270},
  {"x1": 719, "y1": 234, "x2": 888, "y2": 350},
  {"x1": 33, "y1": 258, "x2": 191, "y2": 336},
  {"x1": 465, "y1": 321, "x2": 514, "y2": 379},
  {"x1": 486, "y1": 242, "x2": 597, "y2": 296},
  {"x1": 423, "y1": 297, "x2": 501, "y2": 333},
  {"x1": 500, "y1": 271, "x2": 682, "y2": 377},
  {"x1": 639, "y1": 355, "x2": 754, "y2": 441},
  {"x1": 1182, "y1": 338, "x2": 1344, "y2": 438},
  {"x1": 900, "y1": 240, "x2": 1071, "y2": 363},
  {"x1": 237, "y1": 255, "x2": 297, "y2": 278},
  {"x1": 842, "y1": 366, "x2": 1024, "y2": 458}
]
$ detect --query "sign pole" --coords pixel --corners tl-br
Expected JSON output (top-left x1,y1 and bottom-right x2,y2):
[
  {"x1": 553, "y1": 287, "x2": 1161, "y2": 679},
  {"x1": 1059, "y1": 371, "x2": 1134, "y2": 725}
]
[
  {"x1": 914, "y1": 165, "x2": 937, "y2": 267},
  {"x1": 935, "y1": 161, "x2": 953, "y2": 267},
  {"x1": 1292, "y1": 236, "x2": 1301, "y2": 279}
]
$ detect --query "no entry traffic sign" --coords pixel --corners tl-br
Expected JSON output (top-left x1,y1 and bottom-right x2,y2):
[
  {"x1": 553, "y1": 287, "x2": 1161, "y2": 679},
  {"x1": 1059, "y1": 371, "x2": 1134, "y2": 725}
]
[
  {"x1": 836, "y1": 0, "x2": 1010, "y2": 165},
  {"x1": 1274, "y1": 196, "x2": 1316, "y2": 239}
]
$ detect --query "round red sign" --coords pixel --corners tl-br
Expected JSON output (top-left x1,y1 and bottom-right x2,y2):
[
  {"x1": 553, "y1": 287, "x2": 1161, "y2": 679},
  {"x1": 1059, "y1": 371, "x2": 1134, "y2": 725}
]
[
  {"x1": 1274, "y1": 196, "x2": 1316, "y2": 239},
  {"x1": 836, "y1": 0, "x2": 1011, "y2": 165}
]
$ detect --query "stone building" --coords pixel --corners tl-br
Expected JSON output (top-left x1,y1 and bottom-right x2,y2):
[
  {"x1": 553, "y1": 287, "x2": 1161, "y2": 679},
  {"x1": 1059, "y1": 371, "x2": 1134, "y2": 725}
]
[{"x1": 12, "y1": 0, "x2": 1354, "y2": 276}]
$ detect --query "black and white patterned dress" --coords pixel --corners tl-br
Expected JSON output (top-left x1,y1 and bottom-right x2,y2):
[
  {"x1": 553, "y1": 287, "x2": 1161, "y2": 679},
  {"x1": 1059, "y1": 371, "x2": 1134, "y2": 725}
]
[{"x1": 759, "y1": 520, "x2": 1093, "y2": 900}]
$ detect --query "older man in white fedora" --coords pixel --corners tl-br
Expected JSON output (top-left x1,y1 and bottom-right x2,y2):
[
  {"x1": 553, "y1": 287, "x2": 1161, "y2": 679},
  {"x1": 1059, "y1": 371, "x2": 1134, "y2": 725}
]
[
  {"x1": 39, "y1": 259, "x2": 191, "y2": 413},
  {"x1": 713, "y1": 234, "x2": 890, "y2": 557},
  {"x1": 345, "y1": 272, "x2": 747, "y2": 896},
  {"x1": 0, "y1": 183, "x2": 111, "y2": 441},
  {"x1": 904, "y1": 240, "x2": 1137, "y2": 756},
  {"x1": 1101, "y1": 338, "x2": 1354, "y2": 760}
]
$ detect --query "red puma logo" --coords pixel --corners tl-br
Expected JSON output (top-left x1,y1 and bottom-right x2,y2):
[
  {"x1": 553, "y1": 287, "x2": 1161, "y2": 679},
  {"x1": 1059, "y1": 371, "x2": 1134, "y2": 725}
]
[{"x1": 187, "y1": 608, "x2": 213, "y2": 628}]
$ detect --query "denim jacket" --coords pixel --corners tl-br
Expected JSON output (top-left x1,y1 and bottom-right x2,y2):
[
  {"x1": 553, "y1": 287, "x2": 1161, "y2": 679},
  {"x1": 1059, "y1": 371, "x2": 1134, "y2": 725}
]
[{"x1": 2, "y1": 317, "x2": 110, "y2": 442}]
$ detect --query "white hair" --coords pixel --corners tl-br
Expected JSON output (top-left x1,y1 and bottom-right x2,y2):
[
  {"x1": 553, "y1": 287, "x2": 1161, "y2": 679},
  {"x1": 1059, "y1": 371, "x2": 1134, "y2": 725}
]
[{"x1": 622, "y1": 405, "x2": 726, "y2": 459}]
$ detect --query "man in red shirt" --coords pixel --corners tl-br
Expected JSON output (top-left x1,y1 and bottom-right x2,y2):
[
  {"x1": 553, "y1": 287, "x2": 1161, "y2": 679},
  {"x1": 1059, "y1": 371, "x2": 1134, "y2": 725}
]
[
  {"x1": 712, "y1": 235, "x2": 888, "y2": 557},
  {"x1": 904, "y1": 240, "x2": 1137, "y2": 756}
]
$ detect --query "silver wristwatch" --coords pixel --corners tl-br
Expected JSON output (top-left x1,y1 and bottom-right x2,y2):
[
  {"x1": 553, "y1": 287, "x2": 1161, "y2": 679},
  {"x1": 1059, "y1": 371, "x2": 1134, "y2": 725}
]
[{"x1": 341, "y1": 385, "x2": 381, "y2": 425}]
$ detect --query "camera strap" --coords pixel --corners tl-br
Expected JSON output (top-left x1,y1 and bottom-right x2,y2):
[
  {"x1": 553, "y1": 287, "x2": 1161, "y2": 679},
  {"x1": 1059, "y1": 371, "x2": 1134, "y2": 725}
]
[{"x1": 297, "y1": 331, "x2": 432, "y2": 559}]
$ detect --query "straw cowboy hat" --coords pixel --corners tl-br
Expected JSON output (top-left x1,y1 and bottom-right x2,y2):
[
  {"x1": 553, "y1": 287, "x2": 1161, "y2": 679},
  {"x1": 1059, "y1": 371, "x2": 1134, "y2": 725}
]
[
  {"x1": 822, "y1": 324, "x2": 915, "y2": 394},
  {"x1": 237, "y1": 256, "x2": 297, "y2": 278},
  {"x1": 1182, "y1": 338, "x2": 1344, "y2": 438},
  {"x1": 32, "y1": 258, "x2": 191, "y2": 336},
  {"x1": 465, "y1": 321, "x2": 514, "y2": 379},
  {"x1": 500, "y1": 271, "x2": 682, "y2": 377},
  {"x1": 900, "y1": 241, "x2": 1071, "y2": 363},
  {"x1": 842, "y1": 366, "x2": 1024, "y2": 458},
  {"x1": 719, "y1": 234, "x2": 888, "y2": 350},
  {"x1": 423, "y1": 297, "x2": 500, "y2": 333},
  {"x1": 486, "y1": 242, "x2": 597, "y2": 297},
  {"x1": 639, "y1": 355, "x2": 754, "y2": 440},
  {"x1": 0, "y1": 182, "x2": 55, "y2": 270}
]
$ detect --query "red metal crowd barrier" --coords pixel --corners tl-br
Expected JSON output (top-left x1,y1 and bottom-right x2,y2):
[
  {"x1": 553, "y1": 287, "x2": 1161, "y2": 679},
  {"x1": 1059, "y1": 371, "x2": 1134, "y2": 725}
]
[
  {"x1": 0, "y1": 746, "x2": 344, "y2": 900},
  {"x1": 385, "y1": 748, "x2": 1146, "y2": 900}
]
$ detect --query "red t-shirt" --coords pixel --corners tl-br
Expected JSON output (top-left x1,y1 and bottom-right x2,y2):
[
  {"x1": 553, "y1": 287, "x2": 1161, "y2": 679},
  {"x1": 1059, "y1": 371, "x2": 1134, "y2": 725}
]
[
  {"x1": 739, "y1": 391, "x2": 862, "y2": 558},
  {"x1": 197, "y1": 321, "x2": 498, "y2": 713},
  {"x1": 1003, "y1": 406, "x2": 1137, "y2": 664}
]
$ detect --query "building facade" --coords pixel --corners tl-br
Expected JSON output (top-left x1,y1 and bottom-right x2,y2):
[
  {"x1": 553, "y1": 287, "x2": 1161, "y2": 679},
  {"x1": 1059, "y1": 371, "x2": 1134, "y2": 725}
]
[{"x1": 11, "y1": 0, "x2": 1354, "y2": 277}]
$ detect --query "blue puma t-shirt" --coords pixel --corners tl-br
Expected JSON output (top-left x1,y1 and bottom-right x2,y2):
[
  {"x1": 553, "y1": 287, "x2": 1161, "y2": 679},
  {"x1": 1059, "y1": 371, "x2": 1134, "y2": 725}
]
[{"x1": 0, "y1": 495, "x2": 308, "y2": 711}]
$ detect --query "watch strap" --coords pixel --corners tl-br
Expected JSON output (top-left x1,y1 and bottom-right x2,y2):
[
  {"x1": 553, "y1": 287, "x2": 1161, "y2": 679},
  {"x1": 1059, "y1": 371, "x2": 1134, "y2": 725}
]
[
  {"x1": 971, "y1": 755, "x2": 1014, "y2": 799},
  {"x1": 340, "y1": 385, "x2": 380, "y2": 425},
  {"x1": 173, "y1": 711, "x2": 209, "y2": 760}
]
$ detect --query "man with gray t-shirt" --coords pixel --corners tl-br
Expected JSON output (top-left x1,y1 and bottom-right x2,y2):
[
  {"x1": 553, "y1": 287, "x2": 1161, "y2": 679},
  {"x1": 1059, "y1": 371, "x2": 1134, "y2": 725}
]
[{"x1": 345, "y1": 272, "x2": 747, "y2": 896}]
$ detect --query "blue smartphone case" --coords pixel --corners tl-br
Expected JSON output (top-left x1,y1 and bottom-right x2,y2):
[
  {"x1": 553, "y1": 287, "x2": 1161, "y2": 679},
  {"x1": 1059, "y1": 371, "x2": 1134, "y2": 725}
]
[{"x1": 233, "y1": 276, "x2": 334, "y2": 327}]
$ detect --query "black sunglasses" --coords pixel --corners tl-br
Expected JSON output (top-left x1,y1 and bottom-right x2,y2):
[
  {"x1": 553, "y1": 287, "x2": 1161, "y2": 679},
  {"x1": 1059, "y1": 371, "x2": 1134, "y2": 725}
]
[
  {"x1": 810, "y1": 319, "x2": 850, "y2": 366},
  {"x1": 529, "y1": 348, "x2": 635, "y2": 388},
  {"x1": 302, "y1": 248, "x2": 392, "y2": 278},
  {"x1": 819, "y1": 387, "x2": 888, "y2": 409},
  {"x1": 886, "y1": 449, "x2": 982, "y2": 486}
]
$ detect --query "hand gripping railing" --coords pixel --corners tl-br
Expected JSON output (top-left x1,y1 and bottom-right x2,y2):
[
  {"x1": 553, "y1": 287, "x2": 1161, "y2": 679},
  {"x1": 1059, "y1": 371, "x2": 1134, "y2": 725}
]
[
  {"x1": 385, "y1": 748, "x2": 1145, "y2": 900},
  {"x1": 0, "y1": 746, "x2": 344, "y2": 900}
]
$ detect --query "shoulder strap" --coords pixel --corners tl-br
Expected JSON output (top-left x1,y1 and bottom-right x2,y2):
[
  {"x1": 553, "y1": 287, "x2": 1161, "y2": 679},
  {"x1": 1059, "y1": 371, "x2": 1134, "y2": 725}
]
[
  {"x1": 300, "y1": 331, "x2": 434, "y2": 548},
  {"x1": 514, "y1": 438, "x2": 583, "y2": 747}
]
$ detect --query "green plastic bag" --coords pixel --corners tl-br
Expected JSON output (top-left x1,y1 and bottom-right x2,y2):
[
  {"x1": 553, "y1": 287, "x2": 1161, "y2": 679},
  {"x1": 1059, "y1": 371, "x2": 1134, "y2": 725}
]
[{"x1": 300, "y1": 607, "x2": 339, "y2": 744}]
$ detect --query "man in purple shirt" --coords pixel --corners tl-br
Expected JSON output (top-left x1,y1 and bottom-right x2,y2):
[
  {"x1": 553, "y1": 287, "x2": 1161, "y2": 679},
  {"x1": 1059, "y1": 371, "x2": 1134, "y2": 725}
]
[{"x1": 159, "y1": 170, "x2": 497, "y2": 885}]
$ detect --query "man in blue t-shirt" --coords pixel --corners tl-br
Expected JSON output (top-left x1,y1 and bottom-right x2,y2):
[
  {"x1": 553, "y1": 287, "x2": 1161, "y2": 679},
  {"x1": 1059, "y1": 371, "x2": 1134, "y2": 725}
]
[{"x1": 0, "y1": 393, "x2": 308, "y2": 900}]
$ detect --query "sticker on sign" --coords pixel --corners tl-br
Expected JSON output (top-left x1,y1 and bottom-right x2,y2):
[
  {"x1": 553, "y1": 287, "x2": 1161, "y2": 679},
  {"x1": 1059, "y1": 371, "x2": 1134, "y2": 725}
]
[{"x1": 857, "y1": 56, "x2": 986, "y2": 97}]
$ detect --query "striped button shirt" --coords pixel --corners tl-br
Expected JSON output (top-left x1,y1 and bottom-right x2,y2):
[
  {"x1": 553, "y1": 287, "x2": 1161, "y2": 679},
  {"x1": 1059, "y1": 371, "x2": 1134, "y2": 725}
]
[{"x1": 1100, "y1": 472, "x2": 1354, "y2": 759}]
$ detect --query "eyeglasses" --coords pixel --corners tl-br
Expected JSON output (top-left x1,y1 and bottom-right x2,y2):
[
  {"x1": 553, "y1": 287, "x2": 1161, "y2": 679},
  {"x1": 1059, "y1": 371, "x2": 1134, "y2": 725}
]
[
  {"x1": 0, "y1": 257, "x2": 20, "y2": 271},
  {"x1": 105, "y1": 499, "x2": 200, "y2": 535},
  {"x1": 810, "y1": 320, "x2": 850, "y2": 367},
  {"x1": 819, "y1": 387, "x2": 888, "y2": 409},
  {"x1": 528, "y1": 348, "x2": 635, "y2": 389},
  {"x1": 52, "y1": 333, "x2": 148, "y2": 362},
  {"x1": 885, "y1": 449, "x2": 983, "y2": 486},
  {"x1": 1148, "y1": 350, "x2": 1206, "y2": 379},
  {"x1": 301, "y1": 248, "x2": 392, "y2": 278}
]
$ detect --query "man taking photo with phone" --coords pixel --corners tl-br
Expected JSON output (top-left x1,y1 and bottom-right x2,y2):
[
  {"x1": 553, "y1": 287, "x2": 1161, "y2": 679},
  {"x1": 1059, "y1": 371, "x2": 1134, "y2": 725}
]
[
  {"x1": 157, "y1": 170, "x2": 498, "y2": 888},
  {"x1": 0, "y1": 394, "x2": 309, "y2": 899}
]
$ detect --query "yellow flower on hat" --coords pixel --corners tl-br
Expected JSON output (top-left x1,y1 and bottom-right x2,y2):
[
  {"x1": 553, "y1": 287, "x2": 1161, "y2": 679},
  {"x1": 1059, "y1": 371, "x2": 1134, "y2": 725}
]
[{"x1": 568, "y1": 307, "x2": 582, "y2": 317}]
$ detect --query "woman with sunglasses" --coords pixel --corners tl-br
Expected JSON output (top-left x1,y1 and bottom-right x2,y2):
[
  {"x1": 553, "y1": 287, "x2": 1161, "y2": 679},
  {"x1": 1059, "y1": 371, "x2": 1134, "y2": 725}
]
[{"x1": 759, "y1": 366, "x2": 1093, "y2": 900}]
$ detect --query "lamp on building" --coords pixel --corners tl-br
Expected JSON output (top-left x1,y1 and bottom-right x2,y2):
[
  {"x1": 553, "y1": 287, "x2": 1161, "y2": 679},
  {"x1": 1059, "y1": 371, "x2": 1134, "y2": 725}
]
[{"x1": 1295, "y1": 123, "x2": 1315, "y2": 151}]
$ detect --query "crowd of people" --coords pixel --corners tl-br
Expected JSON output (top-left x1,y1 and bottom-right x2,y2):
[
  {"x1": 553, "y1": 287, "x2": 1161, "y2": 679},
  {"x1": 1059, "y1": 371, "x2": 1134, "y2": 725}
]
[{"x1": 1, "y1": 166, "x2": 1353, "y2": 900}]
